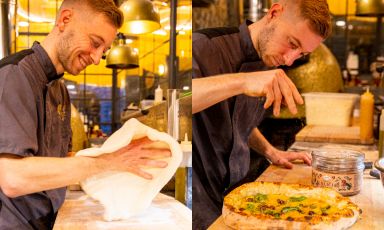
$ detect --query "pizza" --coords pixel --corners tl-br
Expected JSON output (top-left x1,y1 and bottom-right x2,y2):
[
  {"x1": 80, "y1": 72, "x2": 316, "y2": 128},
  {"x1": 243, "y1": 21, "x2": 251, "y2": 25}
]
[{"x1": 222, "y1": 181, "x2": 361, "y2": 230}]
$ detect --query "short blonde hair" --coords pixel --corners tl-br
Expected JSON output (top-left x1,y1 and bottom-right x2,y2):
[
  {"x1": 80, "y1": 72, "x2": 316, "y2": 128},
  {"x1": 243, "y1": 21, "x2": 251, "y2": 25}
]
[
  {"x1": 297, "y1": 0, "x2": 332, "y2": 39},
  {"x1": 61, "y1": 0, "x2": 123, "y2": 28}
]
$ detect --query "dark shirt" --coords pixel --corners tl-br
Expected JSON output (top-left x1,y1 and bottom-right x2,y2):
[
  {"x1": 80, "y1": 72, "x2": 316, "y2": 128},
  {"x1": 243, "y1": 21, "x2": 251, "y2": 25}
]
[
  {"x1": 0, "y1": 42, "x2": 71, "y2": 230},
  {"x1": 192, "y1": 20, "x2": 271, "y2": 229}
]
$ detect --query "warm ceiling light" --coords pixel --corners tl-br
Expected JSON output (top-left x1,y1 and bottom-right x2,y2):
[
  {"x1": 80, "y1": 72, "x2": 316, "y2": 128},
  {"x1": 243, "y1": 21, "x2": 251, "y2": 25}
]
[
  {"x1": 335, "y1": 20, "x2": 346, "y2": 27},
  {"x1": 18, "y1": 21, "x2": 29, "y2": 27},
  {"x1": 106, "y1": 33, "x2": 139, "y2": 69},
  {"x1": 119, "y1": 0, "x2": 161, "y2": 34},
  {"x1": 356, "y1": 0, "x2": 384, "y2": 16}
]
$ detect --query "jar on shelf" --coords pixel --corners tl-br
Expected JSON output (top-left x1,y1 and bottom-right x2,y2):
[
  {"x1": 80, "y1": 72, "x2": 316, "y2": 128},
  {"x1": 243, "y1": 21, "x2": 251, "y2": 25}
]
[{"x1": 311, "y1": 149, "x2": 365, "y2": 196}]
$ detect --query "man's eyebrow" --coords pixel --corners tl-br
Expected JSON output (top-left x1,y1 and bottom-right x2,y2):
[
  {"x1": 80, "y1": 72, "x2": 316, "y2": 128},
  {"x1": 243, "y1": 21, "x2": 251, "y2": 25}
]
[
  {"x1": 90, "y1": 34, "x2": 105, "y2": 43},
  {"x1": 290, "y1": 36, "x2": 302, "y2": 49}
]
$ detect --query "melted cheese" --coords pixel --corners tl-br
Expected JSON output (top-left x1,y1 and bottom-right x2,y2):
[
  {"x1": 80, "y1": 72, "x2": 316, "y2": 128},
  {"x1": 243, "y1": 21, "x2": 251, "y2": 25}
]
[{"x1": 235, "y1": 193, "x2": 349, "y2": 223}]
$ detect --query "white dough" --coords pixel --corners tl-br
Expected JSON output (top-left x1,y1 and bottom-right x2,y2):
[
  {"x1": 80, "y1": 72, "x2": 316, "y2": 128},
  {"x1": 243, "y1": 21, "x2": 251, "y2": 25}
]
[{"x1": 75, "y1": 118, "x2": 182, "y2": 221}]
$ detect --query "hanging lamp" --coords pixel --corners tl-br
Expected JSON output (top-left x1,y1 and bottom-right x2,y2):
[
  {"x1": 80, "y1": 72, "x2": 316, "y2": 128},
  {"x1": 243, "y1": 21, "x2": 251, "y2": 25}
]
[
  {"x1": 119, "y1": 0, "x2": 161, "y2": 34},
  {"x1": 106, "y1": 33, "x2": 139, "y2": 69}
]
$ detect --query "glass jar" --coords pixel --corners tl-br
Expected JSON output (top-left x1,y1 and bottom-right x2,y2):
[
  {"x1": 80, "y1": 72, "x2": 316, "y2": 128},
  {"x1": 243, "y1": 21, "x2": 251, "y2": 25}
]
[{"x1": 311, "y1": 149, "x2": 365, "y2": 196}]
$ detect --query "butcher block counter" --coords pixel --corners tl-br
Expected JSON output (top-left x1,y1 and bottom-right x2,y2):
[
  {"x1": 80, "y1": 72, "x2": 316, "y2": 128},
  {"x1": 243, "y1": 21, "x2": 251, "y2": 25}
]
[
  {"x1": 53, "y1": 191, "x2": 191, "y2": 230},
  {"x1": 209, "y1": 141, "x2": 384, "y2": 230}
]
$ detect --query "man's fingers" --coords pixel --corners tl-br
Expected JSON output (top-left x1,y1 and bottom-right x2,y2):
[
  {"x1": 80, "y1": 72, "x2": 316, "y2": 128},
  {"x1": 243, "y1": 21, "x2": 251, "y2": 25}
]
[
  {"x1": 286, "y1": 151, "x2": 312, "y2": 165},
  {"x1": 117, "y1": 137, "x2": 152, "y2": 152},
  {"x1": 285, "y1": 76, "x2": 304, "y2": 105},
  {"x1": 275, "y1": 158, "x2": 293, "y2": 169},
  {"x1": 301, "y1": 153, "x2": 312, "y2": 166},
  {"x1": 130, "y1": 168, "x2": 153, "y2": 180},
  {"x1": 283, "y1": 160, "x2": 294, "y2": 169},
  {"x1": 139, "y1": 159, "x2": 168, "y2": 168},
  {"x1": 140, "y1": 149, "x2": 172, "y2": 158},
  {"x1": 141, "y1": 141, "x2": 170, "y2": 150},
  {"x1": 277, "y1": 75, "x2": 297, "y2": 115},
  {"x1": 263, "y1": 84, "x2": 274, "y2": 109},
  {"x1": 273, "y1": 77, "x2": 282, "y2": 116}
]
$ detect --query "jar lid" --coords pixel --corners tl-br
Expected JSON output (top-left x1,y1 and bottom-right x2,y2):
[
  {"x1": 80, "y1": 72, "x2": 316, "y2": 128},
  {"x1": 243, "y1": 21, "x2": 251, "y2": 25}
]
[{"x1": 312, "y1": 148, "x2": 365, "y2": 172}]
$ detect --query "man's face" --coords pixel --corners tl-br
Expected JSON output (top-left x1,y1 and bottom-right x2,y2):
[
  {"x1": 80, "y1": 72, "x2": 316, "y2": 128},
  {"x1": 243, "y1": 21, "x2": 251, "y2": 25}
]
[
  {"x1": 57, "y1": 14, "x2": 117, "y2": 75},
  {"x1": 257, "y1": 16, "x2": 323, "y2": 67}
]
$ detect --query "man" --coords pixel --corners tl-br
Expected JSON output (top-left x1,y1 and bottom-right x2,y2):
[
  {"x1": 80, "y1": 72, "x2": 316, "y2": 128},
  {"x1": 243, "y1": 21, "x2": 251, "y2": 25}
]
[
  {"x1": 0, "y1": 1, "x2": 170, "y2": 229},
  {"x1": 192, "y1": 0, "x2": 332, "y2": 228}
]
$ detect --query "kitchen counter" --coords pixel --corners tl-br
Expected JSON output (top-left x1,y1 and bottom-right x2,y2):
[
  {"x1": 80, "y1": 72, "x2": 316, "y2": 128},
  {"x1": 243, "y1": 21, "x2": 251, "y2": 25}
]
[
  {"x1": 53, "y1": 191, "x2": 192, "y2": 230},
  {"x1": 208, "y1": 141, "x2": 384, "y2": 230}
]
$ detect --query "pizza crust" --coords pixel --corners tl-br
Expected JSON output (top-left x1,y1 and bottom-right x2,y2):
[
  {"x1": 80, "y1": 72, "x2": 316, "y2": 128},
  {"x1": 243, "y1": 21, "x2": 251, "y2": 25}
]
[
  {"x1": 223, "y1": 182, "x2": 360, "y2": 230},
  {"x1": 223, "y1": 205, "x2": 359, "y2": 230},
  {"x1": 75, "y1": 118, "x2": 182, "y2": 221}
]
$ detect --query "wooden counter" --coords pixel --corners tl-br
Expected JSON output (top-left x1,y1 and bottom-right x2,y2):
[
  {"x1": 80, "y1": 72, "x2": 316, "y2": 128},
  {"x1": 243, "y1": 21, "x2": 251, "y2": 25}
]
[
  {"x1": 209, "y1": 142, "x2": 384, "y2": 230},
  {"x1": 53, "y1": 191, "x2": 192, "y2": 230}
]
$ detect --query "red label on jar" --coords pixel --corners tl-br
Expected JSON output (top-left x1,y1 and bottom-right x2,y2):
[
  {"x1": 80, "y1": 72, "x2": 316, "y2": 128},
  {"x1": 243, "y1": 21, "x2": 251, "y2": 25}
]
[{"x1": 312, "y1": 168, "x2": 362, "y2": 195}]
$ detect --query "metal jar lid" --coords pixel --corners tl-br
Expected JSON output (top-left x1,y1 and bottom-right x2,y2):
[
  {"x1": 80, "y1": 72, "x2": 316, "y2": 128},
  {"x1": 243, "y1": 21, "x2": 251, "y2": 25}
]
[{"x1": 312, "y1": 148, "x2": 365, "y2": 173}]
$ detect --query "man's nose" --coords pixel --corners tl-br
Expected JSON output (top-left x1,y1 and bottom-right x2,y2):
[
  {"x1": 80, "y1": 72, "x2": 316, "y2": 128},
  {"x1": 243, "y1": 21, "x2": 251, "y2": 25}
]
[
  {"x1": 284, "y1": 50, "x2": 302, "y2": 66},
  {"x1": 90, "y1": 48, "x2": 104, "y2": 65}
]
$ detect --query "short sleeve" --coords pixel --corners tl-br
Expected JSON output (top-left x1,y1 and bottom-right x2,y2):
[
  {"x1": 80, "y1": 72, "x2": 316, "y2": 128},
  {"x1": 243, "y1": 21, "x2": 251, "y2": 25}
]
[
  {"x1": 0, "y1": 65, "x2": 38, "y2": 156},
  {"x1": 192, "y1": 33, "x2": 207, "y2": 79}
]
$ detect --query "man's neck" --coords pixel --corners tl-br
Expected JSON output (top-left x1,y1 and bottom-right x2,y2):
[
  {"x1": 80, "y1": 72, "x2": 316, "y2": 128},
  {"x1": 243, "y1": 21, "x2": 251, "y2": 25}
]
[
  {"x1": 40, "y1": 33, "x2": 64, "y2": 75},
  {"x1": 248, "y1": 18, "x2": 266, "y2": 59}
]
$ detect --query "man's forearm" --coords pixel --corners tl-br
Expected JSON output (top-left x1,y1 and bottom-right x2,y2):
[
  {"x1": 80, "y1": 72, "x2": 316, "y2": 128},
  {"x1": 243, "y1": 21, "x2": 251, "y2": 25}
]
[
  {"x1": 248, "y1": 128, "x2": 275, "y2": 159},
  {"x1": 192, "y1": 74, "x2": 245, "y2": 114},
  {"x1": 0, "y1": 155, "x2": 105, "y2": 198}
]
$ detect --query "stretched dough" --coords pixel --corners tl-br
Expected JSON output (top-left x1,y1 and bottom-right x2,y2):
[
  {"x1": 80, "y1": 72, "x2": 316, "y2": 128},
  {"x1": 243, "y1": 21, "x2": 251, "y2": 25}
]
[{"x1": 75, "y1": 118, "x2": 182, "y2": 221}]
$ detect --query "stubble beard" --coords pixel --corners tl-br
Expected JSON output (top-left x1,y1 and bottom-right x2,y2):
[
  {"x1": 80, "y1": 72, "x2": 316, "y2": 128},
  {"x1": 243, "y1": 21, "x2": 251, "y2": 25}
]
[
  {"x1": 57, "y1": 31, "x2": 79, "y2": 75},
  {"x1": 257, "y1": 24, "x2": 276, "y2": 67}
]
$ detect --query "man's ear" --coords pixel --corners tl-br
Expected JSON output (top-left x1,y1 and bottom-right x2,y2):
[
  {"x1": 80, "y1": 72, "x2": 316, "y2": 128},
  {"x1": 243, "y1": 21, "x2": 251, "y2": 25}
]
[
  {"x1": 266, "y1": 3, "x2": 284, "y2": 22},
  {"x1": 56, "y1": 9, "x2": 72, "y2": 32}
]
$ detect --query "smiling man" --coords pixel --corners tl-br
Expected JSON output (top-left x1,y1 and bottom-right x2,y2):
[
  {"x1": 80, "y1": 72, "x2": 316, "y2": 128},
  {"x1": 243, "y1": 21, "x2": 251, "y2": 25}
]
[
  {"x1": 192, "y1": 0, "x2": 331, "y2": 228},
  {"x1": 0, "y1": 1, "x2": 171, "y2": 229}
]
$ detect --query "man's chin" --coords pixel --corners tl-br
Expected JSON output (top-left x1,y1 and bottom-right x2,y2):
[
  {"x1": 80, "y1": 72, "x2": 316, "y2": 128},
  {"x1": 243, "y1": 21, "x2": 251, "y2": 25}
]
[
  {"x1": 260, "y1": 55, "x2": 273, "y2": 67},
  {"x1": 262, "y1": 58, "x2": 276, "y2": 67},
  {"x1": 66, "y1": 67, "x2": 83, "y2": 75},
  {"x1": 66, "y1": 70, "x2": 80, "y2": 75}
]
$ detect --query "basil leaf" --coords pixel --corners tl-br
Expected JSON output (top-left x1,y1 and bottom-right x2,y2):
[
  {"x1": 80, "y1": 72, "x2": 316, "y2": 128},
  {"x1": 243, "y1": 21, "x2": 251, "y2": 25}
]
[
  {"x1": 281, "y1": 206, "x2": 300, "y2": 213},
  {"x1": 246, "y1": 203, "x2": 256, "y2": 211},
  {"x1": 289, "y1": 196, "x2": 307, "y2": 202},
  {"x1": 254, "y1": 193, "x2": 268, "y2": 202}
]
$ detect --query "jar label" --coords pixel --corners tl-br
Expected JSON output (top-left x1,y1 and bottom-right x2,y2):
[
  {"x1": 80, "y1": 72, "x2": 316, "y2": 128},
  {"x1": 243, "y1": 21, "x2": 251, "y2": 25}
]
[{"x1": 312, "y1": 168, "x2": 361, "y2": 195}]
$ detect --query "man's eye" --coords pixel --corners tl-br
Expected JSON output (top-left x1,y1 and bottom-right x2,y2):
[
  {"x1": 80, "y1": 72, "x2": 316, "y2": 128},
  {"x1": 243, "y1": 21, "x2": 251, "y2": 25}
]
[
  {"x1": 92, "y1": 40, "x2": 101, "y2": 48},
  {"x1": 289, "y1": 41, "x2": 298, "y2": 50}
]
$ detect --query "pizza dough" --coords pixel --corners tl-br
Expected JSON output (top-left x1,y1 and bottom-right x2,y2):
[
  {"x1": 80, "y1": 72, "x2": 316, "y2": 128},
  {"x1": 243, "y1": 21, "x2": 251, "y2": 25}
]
[
  {"x1": 75, "y1": 118, "x2": 182, "y2": 221},
  {"x1": 223, "y1": 182, "x2": 361, "y2": 230}
]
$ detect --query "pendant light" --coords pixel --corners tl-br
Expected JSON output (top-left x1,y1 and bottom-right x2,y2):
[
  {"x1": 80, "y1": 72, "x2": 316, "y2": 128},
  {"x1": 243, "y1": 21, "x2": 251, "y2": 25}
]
[
  {"x1": 355, "y1": 0, "x2": 384, "y2": 58},
  {"x1": 119, "y1": 0, "x2": 161, "y2": 34},
  {"x1": 106, "y1": 33, "x2": 138, "y2": 69},
  {"x1": 356, "y1": 0, "x2": 384, "y2": 16}
]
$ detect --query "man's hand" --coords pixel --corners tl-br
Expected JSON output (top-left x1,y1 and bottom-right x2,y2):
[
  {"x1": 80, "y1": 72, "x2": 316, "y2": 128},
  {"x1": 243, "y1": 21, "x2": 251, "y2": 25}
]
[
  {"x1": 242, "y1": 69, "x2": 303, "y2": 116},
  {"x1": 267, "y1": 149, "x2": 312, "y2": 169},
  {"x1": 99, "y1": 137, "x2": 171, "y2": 180},
  {"x1": 192, "y1": 69, "x2": 303, "y2": 114}
]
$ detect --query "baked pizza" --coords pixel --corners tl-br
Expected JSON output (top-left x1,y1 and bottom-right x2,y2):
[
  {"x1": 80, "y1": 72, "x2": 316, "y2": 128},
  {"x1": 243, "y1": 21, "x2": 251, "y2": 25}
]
[{"x1": 223, "y1": 181, "x2": 361, "y2": 230}]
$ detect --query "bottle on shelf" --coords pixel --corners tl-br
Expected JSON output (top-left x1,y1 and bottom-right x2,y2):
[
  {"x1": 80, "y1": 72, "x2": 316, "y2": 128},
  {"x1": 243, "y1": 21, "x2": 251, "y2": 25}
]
[
  {"x1": 379, "y1": 109, "x2": 384, "y2": 158},
  {"x1": 154, "y1": 85, "x2": 163, "y2": 104},
  {"x1": 359, "y1": 87, "x2": 374, "y2": 143}
]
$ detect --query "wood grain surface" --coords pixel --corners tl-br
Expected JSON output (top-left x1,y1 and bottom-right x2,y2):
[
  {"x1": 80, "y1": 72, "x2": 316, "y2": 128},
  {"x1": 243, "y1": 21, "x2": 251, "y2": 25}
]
[{"x1": 295, "y1": 126, "x2": 374, "y2": 145}]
